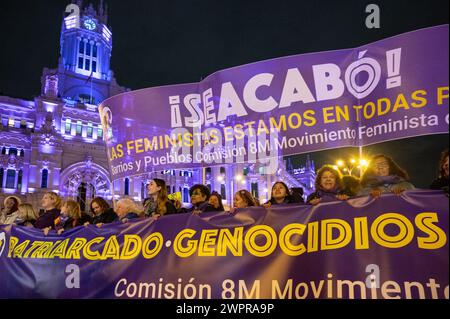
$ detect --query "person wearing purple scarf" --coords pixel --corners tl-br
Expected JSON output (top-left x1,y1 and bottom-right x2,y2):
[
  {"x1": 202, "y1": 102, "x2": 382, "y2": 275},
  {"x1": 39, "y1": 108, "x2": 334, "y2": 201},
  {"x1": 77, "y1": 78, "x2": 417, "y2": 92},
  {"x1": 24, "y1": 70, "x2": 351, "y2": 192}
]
[
  {"x1": 307, "y1": 165, "x2": 350, "y2": 205},
  {"x1": 358, "y1": 154, "x2": 415, "y2": 197}
]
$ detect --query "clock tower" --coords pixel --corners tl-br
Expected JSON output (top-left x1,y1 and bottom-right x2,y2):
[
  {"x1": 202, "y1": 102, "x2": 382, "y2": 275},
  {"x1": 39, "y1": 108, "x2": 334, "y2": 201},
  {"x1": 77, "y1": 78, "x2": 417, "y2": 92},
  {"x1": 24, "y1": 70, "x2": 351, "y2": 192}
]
[{"x1": 43, "y1": 0, "x2": 126, "y2": 105}]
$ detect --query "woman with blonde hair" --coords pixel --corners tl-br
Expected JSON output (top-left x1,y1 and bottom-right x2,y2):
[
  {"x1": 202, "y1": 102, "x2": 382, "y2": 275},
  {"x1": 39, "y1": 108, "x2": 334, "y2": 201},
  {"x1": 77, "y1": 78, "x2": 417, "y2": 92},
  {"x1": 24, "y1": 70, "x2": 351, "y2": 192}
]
[
  {"x1": 16, "y1": 203, "x2": 39, "y2": 227},
  {"x1": 44, "y1": 200, "x2": 83, "y2": 236},
  {"x1": 116, "y1": 198, "x2": 143, "y2": 223},
  {"x1": 0, "y1": 196, "x2": 21, "y2": 225},
  {"x1": 34, "y1": 192, "x2": 61, "y2": 229}
]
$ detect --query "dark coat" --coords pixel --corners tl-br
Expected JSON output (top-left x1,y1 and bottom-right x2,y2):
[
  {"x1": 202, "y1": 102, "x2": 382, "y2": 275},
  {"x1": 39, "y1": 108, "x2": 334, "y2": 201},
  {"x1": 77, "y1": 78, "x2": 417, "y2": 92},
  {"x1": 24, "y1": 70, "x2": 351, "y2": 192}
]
[
  {"x1": 34, "y1": 208, "x2": 61, "y2": 229},
  {"x1": 92, "y1": 208, "x2": 118, "y2": 224},
  {"x1": 430, "y1": 177, "x2": 449, "y2": 193}
]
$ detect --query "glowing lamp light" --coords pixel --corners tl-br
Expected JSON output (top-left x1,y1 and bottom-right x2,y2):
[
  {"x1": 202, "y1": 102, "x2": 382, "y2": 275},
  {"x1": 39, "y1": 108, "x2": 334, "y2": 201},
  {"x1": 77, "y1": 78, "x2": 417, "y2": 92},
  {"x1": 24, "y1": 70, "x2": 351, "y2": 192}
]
[
  {"x1": 235, "y1": 174, "x2": 242, "y2": 181},
  {"x1": 360, "y1": 159, "x2": 369, "y2": 167},
  {"x1": 350, "y1": 159, "x2": 356, "y2": 164},
  {"x1": 241, "y1": 180, "x2": 246, "y2": 185},
  {"x1": 337, "y1": 160, "x2": 344, "y2": 167},
  {"x1": 332, "y1": 165, "x2": 339, "y2": 170},
  {"x1": 217, "y1": 176, "x2": 224, "y2": 182}
]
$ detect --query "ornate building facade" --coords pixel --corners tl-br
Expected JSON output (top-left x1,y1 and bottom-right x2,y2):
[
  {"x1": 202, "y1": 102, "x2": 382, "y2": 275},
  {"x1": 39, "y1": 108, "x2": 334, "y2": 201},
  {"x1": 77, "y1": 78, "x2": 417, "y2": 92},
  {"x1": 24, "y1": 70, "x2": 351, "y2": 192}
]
[{"x1": 0, "y1": 1, "x2": 315, "y2": 211}]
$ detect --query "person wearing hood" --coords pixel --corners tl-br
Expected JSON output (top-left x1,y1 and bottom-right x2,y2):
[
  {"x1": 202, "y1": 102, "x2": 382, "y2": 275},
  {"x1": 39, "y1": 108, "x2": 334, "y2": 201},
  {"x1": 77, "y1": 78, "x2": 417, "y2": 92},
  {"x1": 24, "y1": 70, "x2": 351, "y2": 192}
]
[
  {"x1": 307, "y1": 166, "x2": 350, "y2": 205},
  {"x1": 358, "y1": 154, "x2": 414, "y2": 198}
]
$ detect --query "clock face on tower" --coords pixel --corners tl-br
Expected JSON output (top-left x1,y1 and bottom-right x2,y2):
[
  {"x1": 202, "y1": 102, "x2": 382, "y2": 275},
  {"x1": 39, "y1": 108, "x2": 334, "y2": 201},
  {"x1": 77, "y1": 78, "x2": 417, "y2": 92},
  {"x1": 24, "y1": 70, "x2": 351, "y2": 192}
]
[{"x1": 84, "y1": 19, "x2": 96, "y2": 30}]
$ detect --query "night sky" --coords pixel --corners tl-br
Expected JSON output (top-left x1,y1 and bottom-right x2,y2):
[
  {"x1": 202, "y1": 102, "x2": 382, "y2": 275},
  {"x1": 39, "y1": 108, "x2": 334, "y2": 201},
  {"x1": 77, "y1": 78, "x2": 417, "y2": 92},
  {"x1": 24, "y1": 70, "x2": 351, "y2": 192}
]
[{"x1": 0, "y1": 0, "x2": 448, "y2": 187}]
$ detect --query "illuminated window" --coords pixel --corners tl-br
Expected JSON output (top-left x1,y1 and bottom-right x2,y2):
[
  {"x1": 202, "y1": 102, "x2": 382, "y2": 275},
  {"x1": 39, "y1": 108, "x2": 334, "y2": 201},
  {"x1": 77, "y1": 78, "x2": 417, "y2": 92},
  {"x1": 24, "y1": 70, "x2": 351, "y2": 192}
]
[
  {"x1": 65, "y1": 119, "x2": 71, "y2": 134},
  {"x1": 221, "y1": 184, "x2": 226, "y2": 200},
  {"x1": 87, "y1": 123, "x2": 93, "y2": 138},
  {"x1": 251, "y1": 183, "x2": 259, "y2": 199},
  {"x1": 20, "y1": 120, "x2": 27, "y2": 129},
  {"x1": 124, "y1": 178, "x2": 130, "y2": 196},
  {"x1": 76, "y1": 121, "x2": 82, "y2": 135},
  {"x1": 79, "y1": 41, "x2": 85, "y2": 54},
  {"x1": 6, "y1": 170, "x2": 15, "y2": 189},
  {"x1": 41, "y1": 169, "x2": 48, "y2": 188},
  {"x1": 17, "y1": 170, "x2": 23, "y2": 190},
  {"x1": 77, "y1": 38, "x2": 98, "y2": 76},
  {"x1": 8, "y1": 118, "x2": 14, "y2": 127},
  {"x1": 97, "y1": 126, "x2": 103, "y2": 138}
]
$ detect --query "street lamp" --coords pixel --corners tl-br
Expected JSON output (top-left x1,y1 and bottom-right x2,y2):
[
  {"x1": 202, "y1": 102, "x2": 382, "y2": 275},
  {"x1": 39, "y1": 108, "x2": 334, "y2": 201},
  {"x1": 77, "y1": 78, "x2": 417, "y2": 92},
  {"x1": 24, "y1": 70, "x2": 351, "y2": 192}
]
[{"x1": 335, "y1": 157, "x2": 368, "y2": 177}]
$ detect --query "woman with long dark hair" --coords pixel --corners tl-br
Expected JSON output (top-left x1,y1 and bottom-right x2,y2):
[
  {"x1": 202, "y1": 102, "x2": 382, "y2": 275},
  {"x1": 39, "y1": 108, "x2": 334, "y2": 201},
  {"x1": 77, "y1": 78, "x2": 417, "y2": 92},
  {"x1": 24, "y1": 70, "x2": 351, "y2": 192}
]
[
  {"x1": 89, "y1": 197, "x2": 118, "y2": 225},
  {"x1": 144, "y1": 178, "x2": 177, "y2": 218},
  {"x1": 358, "y1": 154, "x2": 414, "y2": 197},
  {"x1": 264, "y1": 181, "x2": 302, "y2": 207},
  {"x1": 208, "y1": 191, "x2": 225, "y2": 211}
]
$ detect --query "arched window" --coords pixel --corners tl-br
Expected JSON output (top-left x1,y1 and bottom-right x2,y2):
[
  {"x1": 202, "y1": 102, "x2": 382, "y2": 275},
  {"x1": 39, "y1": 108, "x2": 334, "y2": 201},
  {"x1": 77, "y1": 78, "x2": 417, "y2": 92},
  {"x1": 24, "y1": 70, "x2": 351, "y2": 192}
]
[
  {"x1": 17, "y1": 170, "x2": 23, "y2": 190},
  {"x1": 183, "y1": 188, "x2": 189, "y2": 203},
  {"x1": 41, "y1": 169, "x2": 48, "y2": 189},
  {"x1": 77, "y1": 183, "x2": 87, "y2": 212},
  {"x1": 6, "y1": 170, "x2": 15, "y2": 189},
  {"x1": 0, "y1": 168, "x2": 4, "y2": 188},
  {"x1": 251, "y1": 182, "x2": 259, "y2": 199},
  {"x1": 221, "y1": 184, "x2": 226, "y2": 200},
  {"x1": 124, "y1": 178, "x2": 130, "y2": 196}
]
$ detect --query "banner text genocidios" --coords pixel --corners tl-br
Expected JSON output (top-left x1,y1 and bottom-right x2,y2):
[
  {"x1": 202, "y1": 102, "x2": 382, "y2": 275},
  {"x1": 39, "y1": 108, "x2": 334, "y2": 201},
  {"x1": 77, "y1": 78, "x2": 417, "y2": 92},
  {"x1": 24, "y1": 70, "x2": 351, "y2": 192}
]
[{"x1": 6, "y1": 212, "x2": 447, "y2": 261}]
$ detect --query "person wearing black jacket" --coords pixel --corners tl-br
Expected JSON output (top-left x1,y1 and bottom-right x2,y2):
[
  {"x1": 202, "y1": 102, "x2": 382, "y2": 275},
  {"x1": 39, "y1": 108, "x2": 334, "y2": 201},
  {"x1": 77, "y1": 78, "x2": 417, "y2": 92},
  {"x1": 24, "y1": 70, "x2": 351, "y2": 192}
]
[
  {"x1": 182, "y1": 184, "x2": 216, "y2": 215},
  {"x1": 34, "y1": 192, "x2": 61, "y2": 229},
  {"x1": 89, "y1": 197, "x2": 118, "y2": 225}
]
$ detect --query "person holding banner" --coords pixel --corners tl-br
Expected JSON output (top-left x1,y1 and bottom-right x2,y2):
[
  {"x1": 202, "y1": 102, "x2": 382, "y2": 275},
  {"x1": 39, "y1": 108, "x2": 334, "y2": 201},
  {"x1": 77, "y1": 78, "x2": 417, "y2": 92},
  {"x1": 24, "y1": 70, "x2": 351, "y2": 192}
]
[
  {"x1": 264, "y1": 181, "x2": 302, "y2": 207},
  {"x1": 358, "y1": 154, "x2": 415, "y2": 198},
  {"x1": 89, "y1": 197, "x2": 118, "y2": 226},
  {"x1": 34, "y1": 192, "x2": 61, "y2": 229},
  {"x1": 430, "y1": 149, "x2": 449, "y2": 194},
  {"x1": 185, "y1": 184, "x2": 216, "y2": 215},
  {"x1": 15, "y1": 203, "x2": 39, "y2": 228},
  {"x1": 44, "y1": 200, "x2": 85, "y2": 236},
  {"x1": 233, "y1": 190, "x2": 258, "y2": 210},
  {"x1": 208, "y1": 191, "x2": 225, "y2": 212},
  {"x1": 307, "y1": 165, "x2": 350, "y2": 205},
  {"x1": 0, "y1": 196, "x2": 21, "y2": 225},
  {"x1": 144, "y1": 178, "x2": 177, "y2": 218},
  {"x1": 116, "y1": 198, "x2": 143, "y2": 222}
]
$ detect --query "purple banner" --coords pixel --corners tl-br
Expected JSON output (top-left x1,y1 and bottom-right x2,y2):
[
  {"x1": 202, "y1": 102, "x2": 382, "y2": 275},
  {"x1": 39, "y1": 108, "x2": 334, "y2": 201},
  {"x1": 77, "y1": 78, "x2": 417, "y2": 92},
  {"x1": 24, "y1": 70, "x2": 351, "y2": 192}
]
[
  {"x1": 99, "y1": 25, "x2": 449, "y2": 181},
  {"x1": 0, "y1": 190, "x2": 448, "y2": 299}
]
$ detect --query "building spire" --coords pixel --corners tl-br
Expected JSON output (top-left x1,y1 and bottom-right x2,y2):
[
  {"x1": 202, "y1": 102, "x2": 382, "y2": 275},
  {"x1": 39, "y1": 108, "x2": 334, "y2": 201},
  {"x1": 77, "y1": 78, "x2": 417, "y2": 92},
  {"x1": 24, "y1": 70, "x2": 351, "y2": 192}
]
[{"x1": 99, "y1": 0, "x2": 104, "y2": 16}]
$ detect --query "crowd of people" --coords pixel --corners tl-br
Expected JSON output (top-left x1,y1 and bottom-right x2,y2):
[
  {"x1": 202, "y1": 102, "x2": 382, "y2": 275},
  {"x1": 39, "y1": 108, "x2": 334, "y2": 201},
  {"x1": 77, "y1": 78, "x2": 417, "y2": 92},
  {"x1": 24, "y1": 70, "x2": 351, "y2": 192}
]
[{"x1": 0, "y1": 151, "x2": 448, "y2": 234}]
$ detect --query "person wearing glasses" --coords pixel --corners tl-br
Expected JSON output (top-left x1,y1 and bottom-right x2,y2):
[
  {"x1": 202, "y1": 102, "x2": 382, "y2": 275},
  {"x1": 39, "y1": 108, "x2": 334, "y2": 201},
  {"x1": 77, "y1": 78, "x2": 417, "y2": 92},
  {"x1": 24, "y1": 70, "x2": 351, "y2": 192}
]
[
  {"x1": 358, "y1": 154, "x2": 414, "y2": 198},
  {"x1": 187, "y1": 184, "x2": 216, "y2": 215}
]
